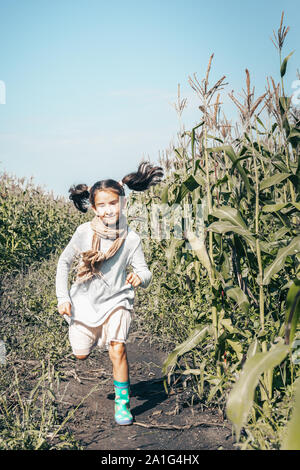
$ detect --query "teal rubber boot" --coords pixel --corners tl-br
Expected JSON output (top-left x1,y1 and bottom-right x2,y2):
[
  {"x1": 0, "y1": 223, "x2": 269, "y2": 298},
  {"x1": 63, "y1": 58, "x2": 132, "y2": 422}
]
[{"x1": 114, "y1": 380, "x2": 133, "y2": 425}]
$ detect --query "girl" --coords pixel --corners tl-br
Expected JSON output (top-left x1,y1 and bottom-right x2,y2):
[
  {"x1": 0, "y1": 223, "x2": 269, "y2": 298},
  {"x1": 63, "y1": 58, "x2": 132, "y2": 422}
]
[{"x1": 56, "y1": 161, "x2": 163, "y2": 426}]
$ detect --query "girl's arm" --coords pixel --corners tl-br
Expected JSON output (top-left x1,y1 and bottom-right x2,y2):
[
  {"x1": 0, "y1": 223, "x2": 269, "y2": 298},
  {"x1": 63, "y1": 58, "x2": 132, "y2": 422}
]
[
  {"x1": 56, "y1": 227, "x2": 81, "y2": 307},
  {"x1": 129, "y1": 238, "x2": 152, "y2": 289}
]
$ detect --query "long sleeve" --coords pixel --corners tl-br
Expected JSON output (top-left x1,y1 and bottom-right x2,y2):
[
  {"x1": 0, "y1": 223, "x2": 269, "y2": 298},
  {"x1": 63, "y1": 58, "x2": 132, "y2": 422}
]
[
  {"x1": 129, "y1": 238, "x2": 152, "y2": 289},
  {"x1": 56, "y1": 227, "x2": 81, "y2": 307}
]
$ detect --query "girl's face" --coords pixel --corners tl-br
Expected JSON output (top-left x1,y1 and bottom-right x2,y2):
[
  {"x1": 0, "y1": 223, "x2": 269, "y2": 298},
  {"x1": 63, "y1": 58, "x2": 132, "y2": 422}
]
[{"x1": 92, "y1": 190, "x2": 126, "y2": 226}]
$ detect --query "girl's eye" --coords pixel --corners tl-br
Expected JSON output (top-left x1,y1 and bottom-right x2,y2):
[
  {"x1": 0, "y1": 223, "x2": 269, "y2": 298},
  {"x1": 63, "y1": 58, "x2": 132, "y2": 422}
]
[{"x1": 97, "y1": 201, "x2": 118, "y2": 208}]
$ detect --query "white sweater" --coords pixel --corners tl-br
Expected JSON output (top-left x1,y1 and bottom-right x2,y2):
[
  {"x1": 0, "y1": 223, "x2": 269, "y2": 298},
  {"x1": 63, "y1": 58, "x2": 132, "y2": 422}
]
[{"x1": 55, "y1": 221, "x2": 152, "y2": 327}]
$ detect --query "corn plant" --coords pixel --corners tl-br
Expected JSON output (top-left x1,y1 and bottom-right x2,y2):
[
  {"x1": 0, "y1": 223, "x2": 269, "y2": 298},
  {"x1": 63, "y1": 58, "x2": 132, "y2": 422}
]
[
  {"x1": 226, "y1": 278, "x2": 300, "y2": 448},
  {"x1": 0, "y1": 173, "x2": 89, "y2": 277},
  {"x1": 136, "y1": 11, "x2": 300, "y2": 448}
]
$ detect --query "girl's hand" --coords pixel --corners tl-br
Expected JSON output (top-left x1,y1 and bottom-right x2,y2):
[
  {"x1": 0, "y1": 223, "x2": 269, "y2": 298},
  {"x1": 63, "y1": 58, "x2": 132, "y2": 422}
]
[
  {"x1": 58, "y1": 302, "x2": 72, "y2": 317},
  {"x1": 125, "y1": 272, "x2": 142, "y2": 288}
]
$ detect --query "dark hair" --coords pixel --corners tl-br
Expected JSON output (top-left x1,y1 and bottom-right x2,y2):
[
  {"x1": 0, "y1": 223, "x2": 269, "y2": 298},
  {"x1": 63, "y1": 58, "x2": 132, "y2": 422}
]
[{"x1": 69, "y1": 161, "x2": 164, "y2": 213}]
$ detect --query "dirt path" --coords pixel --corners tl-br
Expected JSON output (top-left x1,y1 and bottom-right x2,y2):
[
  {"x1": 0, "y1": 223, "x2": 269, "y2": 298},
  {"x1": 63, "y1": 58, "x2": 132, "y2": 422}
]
[{"x1": 56, "y1": 331, "x2": 235, "y2": 451}]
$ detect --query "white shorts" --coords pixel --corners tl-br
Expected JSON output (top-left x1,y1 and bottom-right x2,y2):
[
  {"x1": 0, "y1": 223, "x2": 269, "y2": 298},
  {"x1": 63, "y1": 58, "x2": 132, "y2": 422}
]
[{"x1": 68, "y1": 306, "x2": 132, "y2": 356}]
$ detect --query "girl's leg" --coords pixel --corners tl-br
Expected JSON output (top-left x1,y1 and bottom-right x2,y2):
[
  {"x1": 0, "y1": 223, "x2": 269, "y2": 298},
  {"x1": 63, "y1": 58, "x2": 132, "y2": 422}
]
[
  {"x1": 75, "y1": 354, "x2": 90, "y2": 360},
  {"x1": 69, "y1": 321, "x2": 96, "y2": 360},
  {"x1": 109, "y1": 341, "x2": 129, "y2": 382},
  {"x1": 109, "y1": 341, "x2": 133, "y2": 425}
]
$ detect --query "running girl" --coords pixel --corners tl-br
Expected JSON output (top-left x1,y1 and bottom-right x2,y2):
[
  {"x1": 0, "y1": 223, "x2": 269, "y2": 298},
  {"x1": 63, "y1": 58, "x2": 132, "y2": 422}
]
[{"x1": 55, "y1": 161, "x2": 163, "y2": 426}]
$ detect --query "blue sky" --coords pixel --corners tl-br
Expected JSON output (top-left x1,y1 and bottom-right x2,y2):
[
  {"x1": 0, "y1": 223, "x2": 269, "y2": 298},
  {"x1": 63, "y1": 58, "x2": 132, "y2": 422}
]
[{"x1": 0, "y1": 0, "x2": 298, "y2": 197}]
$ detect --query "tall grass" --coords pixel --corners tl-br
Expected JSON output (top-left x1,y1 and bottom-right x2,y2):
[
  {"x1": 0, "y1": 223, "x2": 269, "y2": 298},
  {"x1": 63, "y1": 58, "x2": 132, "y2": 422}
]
[{"x1": 0, "y1": 361, "x2": 84, "y2": 450}]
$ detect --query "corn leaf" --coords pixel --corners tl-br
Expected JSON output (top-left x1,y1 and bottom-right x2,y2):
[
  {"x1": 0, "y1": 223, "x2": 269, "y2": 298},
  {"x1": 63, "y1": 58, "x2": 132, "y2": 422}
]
[
  {"x1": 174, "y1": 148, "x2": 184, "y2": 159},
  {"x1": 281, "y1": 377, "x2": 300, "y2": 450},
  {"x1": 292, "y1": 202, "x2": 300, "y2": 211},
  {"x1": 211, "y1": 205, "x2": 248, "y2": 230},
  {"x1": 262, "y1": 202, "x2": 288, "y2": 213},
  {"x1": 224, "y1": 285, "x2": 250, "y2": 314},
  {"x1": 260, "y1": 173, "x2": 291, "y2": 190},
  {"x1": 219, "y1": 317, "x2": 236, "y2": 334},
  {"x1": 208, "y1": 221, "x2": 256, "y2": 248},
  {"x1": 226, "y1": 341, "x2": 289, "y2": 440},
  {"x1": 207, "y1": 145, "x2": 252, "y2": 197},
  {"x1": 191, "y1": 122, "x2": 204, "y2": 159},
  {"x1": 284, "y1": 278, "x2": 300, "y2": 345},
  {"x1": 162, "y1": 325, "x2": 211, "y2": 375},
  {"x1": 194, "y1": 174, "x2": 208, "y2": 188},
  {"x1": 247, "y1": 339, "x2": 261, "y2": 359},
  {"x1": 271, "y1": 158, "x2": 290, "y2": 173},
  {"x1": 279, "y1": 96, "x2": 292, "y2": 115},
  {"x1": 186, "y1": 229, "x2": 213, "y2": 282},
  {"x1": 262, "y1": 236, "x2": 300, "y2": 285},
  {"x1": 175, "y1": 175, "x2": 201, "y2": 204},
  {"x1": 160, "y1": 184, "x2": 169, "y2": 204},
  {"x1": 270, "y1": 227, "x2": 290, "y2": 241},
  {"x1": 226, "y1": 338, "x2": 243, "y2": 361},
  {"x1": 165, "y1": 238, "x2": 185, "y2": 270},
  {"x1": 288, "y1": 127, "x2": 300, "y2": 149},
  {"x1": 280, "y1": 51, "x2": 294, "y2": 78}
]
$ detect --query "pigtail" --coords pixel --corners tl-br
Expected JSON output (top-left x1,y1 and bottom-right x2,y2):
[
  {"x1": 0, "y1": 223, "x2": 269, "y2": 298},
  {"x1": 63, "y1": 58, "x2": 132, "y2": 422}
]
[
  {"x1": 69, "y1": 184, "x2": 90, "y2": 213},
  {"x1": 68, "y1": 161, "x2": 163, "y2": 213},
  {"x1": 122, "y1": 161, "x2": 164, "y2": 192}
]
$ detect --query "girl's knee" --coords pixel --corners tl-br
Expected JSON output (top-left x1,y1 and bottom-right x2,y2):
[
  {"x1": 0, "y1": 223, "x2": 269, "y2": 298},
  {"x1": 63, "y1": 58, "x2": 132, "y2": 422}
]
[
  {"x1": 109, "y1": 341, "x2": 126, "y2": 360},
  {"x1": 75, "y1": 354, "x2": 89, "y2": 360}
]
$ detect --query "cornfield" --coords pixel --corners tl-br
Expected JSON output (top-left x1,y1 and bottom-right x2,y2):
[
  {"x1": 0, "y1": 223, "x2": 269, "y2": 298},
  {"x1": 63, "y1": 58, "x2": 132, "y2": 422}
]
[{"x1": 130, "y1": 11, "x2": 300, "y2": 449}]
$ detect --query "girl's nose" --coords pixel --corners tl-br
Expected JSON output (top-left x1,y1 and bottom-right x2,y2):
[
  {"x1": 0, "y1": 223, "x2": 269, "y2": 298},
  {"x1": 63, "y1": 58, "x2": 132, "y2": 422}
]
[{"x1": 104, "y1": 209, "x2": 116, "y2": 217}]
